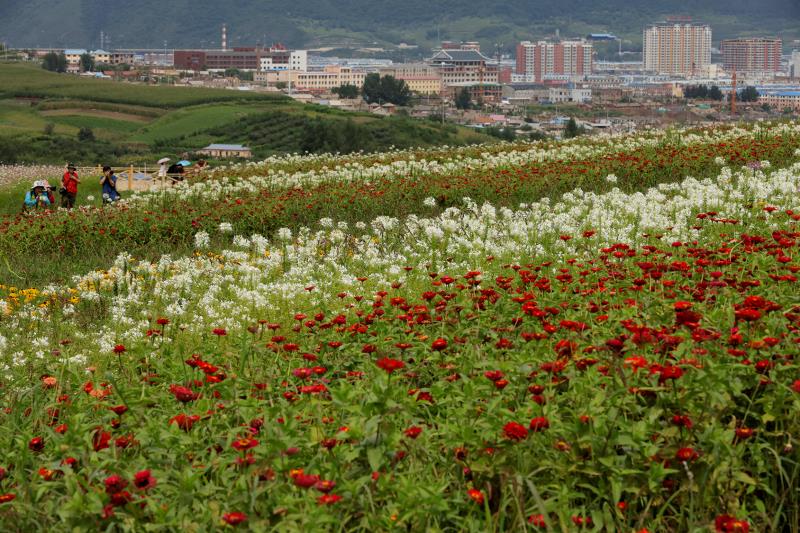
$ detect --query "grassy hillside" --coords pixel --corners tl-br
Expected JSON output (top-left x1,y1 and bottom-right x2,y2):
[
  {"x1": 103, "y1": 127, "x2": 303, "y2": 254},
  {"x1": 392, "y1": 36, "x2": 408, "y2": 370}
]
[
  {"x1": 1, "y1": 0, "x2": 798, "y2": 51},
  {"x1": 0, "y1": 64, "x2": 492, "y2": 165}
]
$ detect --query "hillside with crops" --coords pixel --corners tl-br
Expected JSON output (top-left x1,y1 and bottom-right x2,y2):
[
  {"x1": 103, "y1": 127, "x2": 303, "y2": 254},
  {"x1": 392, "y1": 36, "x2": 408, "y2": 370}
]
[{"x1": 1, "y1": 122, "x2": 800, "y2": 531}]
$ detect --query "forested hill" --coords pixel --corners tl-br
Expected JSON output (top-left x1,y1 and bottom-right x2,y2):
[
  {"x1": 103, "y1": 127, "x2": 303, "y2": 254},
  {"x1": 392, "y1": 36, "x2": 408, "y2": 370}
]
[{"x1": 1, "y1": 0, "x2": 798, "y2": 51}]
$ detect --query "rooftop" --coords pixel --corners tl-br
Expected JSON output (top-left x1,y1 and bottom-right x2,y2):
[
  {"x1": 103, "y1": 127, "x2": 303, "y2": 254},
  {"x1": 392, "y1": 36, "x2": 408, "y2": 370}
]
[
  {"x1": 430, "y1": 49, "x2": 490, "y2": 63},
  {"x1": 202, "y1": 144, "x2": 251, "y2": 150}
]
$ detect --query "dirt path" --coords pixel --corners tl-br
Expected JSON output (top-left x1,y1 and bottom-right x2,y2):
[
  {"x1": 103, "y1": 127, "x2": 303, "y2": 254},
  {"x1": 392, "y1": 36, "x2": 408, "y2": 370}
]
[{"x1": 40, "y1": 109, "x2": 152, "y2": 123}]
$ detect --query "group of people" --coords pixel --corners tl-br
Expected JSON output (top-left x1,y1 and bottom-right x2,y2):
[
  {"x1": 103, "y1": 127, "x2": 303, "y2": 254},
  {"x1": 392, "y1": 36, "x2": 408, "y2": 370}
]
[{"x1": 23, "y1": 163, "x2": 120, "y2": 211}]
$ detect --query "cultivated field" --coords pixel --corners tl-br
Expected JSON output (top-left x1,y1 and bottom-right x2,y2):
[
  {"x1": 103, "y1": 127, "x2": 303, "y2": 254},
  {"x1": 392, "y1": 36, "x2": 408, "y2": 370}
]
[{"x1": 0, "y1": 122, "x2": 799, "y2": 531}]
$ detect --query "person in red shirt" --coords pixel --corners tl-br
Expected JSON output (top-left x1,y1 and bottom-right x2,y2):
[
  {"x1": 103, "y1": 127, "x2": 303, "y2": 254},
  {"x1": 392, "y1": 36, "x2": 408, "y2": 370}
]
[{"x1": 61, "y1": 163, "x2": 80, "y2": 208}]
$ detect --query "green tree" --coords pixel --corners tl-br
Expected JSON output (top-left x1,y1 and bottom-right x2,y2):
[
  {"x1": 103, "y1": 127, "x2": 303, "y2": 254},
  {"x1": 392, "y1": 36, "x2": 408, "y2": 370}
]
[
  {"x1": 42, "y1": 52, "x2": 67, "y2": 73},
  {"x1": 708, "y1": 86, "x2": 723, "y2": 101},
  {"x1": 738, "y1": 86, "x2": 759, "y2": 103},
  {"x1": 79, "y1": 53, "x2": 95, "y2": 72},
  {"x1": 332, "y1": 84, "x2": 359, "y2": 99},
  {"x1": 455, "y1": 88, "x2": 472, "y2": 110},
  {"x1": 362, "y1": 74, "x2": 411, "y2": 106},
  {"x1": 564, "y1": 117, "x2": 580, "y2": 138}
]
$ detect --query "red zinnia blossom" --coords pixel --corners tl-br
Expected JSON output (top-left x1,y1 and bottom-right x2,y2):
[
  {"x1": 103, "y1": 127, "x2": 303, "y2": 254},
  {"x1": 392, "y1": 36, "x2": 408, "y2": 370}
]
[
  {"x1": 110, "y1": 490, "x2": 133, "y2": 506},
  {"x1": 314, "y1": 480, "x2": 336, "y2": 493},
  {"x1": 318, "y1": 494, "x2": 342, "y2": 505},
  {"x1": 467, "y1": 488, "x2": 484, "y2": 505},
  {"x1": 0, "y1": 493, "x2": 15, "y2": 504},
  {"x1": 113, "y1": 344, "x2": 126, "y2": 354},
  {"x1": 503, "y1": 422, "x2": 529, "y2": 441},
  {"x1": 169, "y1": 384, "x2": 199, "y2": 403},
  {"x1": 109, "y1": 405, "x2": 128, "y2": 416},
  {"x1": 133, "y1": 470, "x2": 156, "y2": 491},
  {"x1": 293, "y1": 473, "x2": 321, "y2": 488},
  {"x1": 212, "y1": 328, "x2": 227, "y2": 336},
  {"x1": 658, "y1": 365, "x2": 683, "y2": 385},
  {"x1": 792, "y1": 379, "x2": 800, "y2": 394},
  {"x1": 404, "y1": 426, "x2": 423, "y2": 439},
  {"x1": 431, "y1": 338, "x2": 448, "y2": 351},
  {"x1": 376, "y1": 357, "x2": 405, "y2": 374},
  {"x1": 28, "y1": 436, "x2": 45, "y2": 452},
  {"x1": 231, "y1": 437, "x2": 259, "y2": 451},
  {"x1": 734, "y1": 427, "x2": 755, "y2": 440},
  {"x1": 104, "y1": 475, "x2": 128, "y2": 494},
  {"x1": 156, "y1": 317, "x2": 170, "y2": 326},
  {"x1": 170, "y1": 413, "x2": 200, "y2": 431},
  {"x1": 675, "y1": 447, "x2": 699, "y2": 462},
  {"x1": 715, "y1": 515, "x2": 750, "y2": 533},
  {"x1": 528, "y1": 514, "x2": 546, "y2": 527},
  {"x1": 529, "y1": 417, "x2": 550, "y2": 432},
  {"x1": 222, "y1": 512, "x2": 247, "y2": 525}
]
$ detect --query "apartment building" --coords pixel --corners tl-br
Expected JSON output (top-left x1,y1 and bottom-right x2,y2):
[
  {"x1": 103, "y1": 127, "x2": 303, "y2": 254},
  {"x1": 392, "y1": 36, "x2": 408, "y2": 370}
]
[
  {"x1": 643, "y1": 22, "x2": 712, "y2": 76},
  {"x1": 720, "y1": 38, "x2": 782, "y2": 75},
  {"x1": 515, "y1": 40, "x2": 593, "y2": 82},
  {"x1": 759, "y1": 91, "x2": 800, "y2": 111},
  {"x1": 256, "y1": 66, "x2": 367, "y2": 93},
  {"x1": 173, "y1": 46, "x2": 307, "y2": 71}
]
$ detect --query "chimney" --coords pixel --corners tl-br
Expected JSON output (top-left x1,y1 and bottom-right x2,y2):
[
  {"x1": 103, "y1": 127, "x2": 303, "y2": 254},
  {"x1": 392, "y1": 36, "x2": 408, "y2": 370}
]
[{"x1": 222, "y1": 24, "x2": 228, "y2": 51}]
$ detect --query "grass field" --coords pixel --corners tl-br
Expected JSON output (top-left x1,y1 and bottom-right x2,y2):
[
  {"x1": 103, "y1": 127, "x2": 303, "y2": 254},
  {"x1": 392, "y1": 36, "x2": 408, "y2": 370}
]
[{"x1": 0, "y1": 63, "x2": 493, "y2": 165}]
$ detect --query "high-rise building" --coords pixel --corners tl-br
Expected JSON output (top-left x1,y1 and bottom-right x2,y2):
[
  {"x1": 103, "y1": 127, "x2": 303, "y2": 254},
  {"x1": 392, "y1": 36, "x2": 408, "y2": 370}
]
[
  {"x1": 720, "y1": 38, "x2": 782, "y2": 75},
  {"x1": 515, "y1": 40, "x2": 593, "y2": 82},
  {"x1": 790, "y1": 50, "x2": 800, "y2": 78},
  {"x1": 643, "y1": 21, "x2": 711, "y2": 76}
]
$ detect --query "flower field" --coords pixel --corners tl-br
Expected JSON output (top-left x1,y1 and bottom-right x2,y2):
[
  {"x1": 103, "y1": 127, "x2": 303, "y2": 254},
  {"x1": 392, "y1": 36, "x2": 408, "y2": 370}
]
[{"x1": 1, "y1": 123, "x2": 800, "y2": 531}]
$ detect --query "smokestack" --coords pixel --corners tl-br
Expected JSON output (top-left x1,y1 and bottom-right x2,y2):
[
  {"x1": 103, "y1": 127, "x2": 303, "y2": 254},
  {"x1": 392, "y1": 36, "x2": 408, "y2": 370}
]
[{"x1": 222, "y1": 23, "x2": 227, "y2": 51}]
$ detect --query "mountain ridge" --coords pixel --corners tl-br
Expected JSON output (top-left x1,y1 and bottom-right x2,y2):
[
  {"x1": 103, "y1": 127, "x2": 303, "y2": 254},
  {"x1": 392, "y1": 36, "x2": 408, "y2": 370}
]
[{"x1": 0, "y1": 0, "x2": 798, "y2": 52}]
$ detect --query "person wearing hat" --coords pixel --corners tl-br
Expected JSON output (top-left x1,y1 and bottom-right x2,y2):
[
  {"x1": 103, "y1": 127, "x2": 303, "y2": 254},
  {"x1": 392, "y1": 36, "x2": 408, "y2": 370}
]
[
  {"x1": 23, "y1": 180, "x2": 53, "y2": 211},
  {"x1": 100, "y1": 166, "x2": 120, "y2": 204},
  {"x1": 61, "y1": 163, "x2": 81, "y2": 208}
]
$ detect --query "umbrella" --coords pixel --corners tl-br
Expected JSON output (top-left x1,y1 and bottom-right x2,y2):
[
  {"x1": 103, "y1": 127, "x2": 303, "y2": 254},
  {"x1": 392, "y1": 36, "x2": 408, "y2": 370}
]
[
  {"x1": 177, "y1": 160, "x2": 192, "y2": 167},
  {"x1": 157, "y1": 157, "x2": 171, "y2": 165}
]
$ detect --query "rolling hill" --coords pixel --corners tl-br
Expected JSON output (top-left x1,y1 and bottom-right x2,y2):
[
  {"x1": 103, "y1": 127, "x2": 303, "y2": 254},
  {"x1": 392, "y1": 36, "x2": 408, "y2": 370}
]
[{"x1": 0, "y1": 0, "x2": 798, "y2": 52}]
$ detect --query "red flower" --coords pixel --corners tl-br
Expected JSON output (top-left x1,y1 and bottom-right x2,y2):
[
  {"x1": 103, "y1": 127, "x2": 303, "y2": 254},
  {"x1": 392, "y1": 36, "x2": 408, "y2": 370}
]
[
  {"x1": 503, "y1": 422, "x2": 529, "y2": 441},
  {"x1": 212, "y1": 328, "x2": 227, "y2": 336},
  {"x1": 104, "y1": 474, "x2": 128, "y2": 494},
  {"x1": 231, "y1": 437, "x2": 258, "y2": 451},
  {"x1": 715, "y1": 515, "x2": 750, "y2": 533},
  {"x1": 170, "y1": 413, "x2": 200, "y2": 431},
  {"x1": 293, "y1": 473, "x2": 321, "y2": 488},
  {"x1": 133, "y1": 470, "x2": 156, "y2": 491},
  {"x1": 404, "y1": 426, "x2": 423, "y2": 439},
  {"x1": 314, "y1": 480, "x2": 336, "y2": 493},
  {"x1": 318, "y1": 494, "x2": 342, "y2": 505},
  {"x1": 431, "y1": 338, "x2": 448, "y2": 351},
  {"x1": 0, "y1": 493, "x2": 15, "y2": 504},
  {"x1": 792, "y1": 379, "x2": 800, "y2": 393},
  {"x1": 734, "y1": 427, "x2": 755, "y2": 440},
  {"x1": 658, "y1": 365, "x2": 683, "y2": 385},
  {"x1": 376, "y1": 357, "x2": 405, "y2": 374},
  {"x1": 529, "y1": 417, "x2": 550, "y2": 432},
  {"x1": 675, "y1": 447, "x2": 699, "y2": 462},
  {"x1": 169, "y1": 384, "x2": 199, "y2": 403},
  {"x1": 113, "y1": 344, "x2": 126, "y2": 354},
  {"x1": 109, "y1": 405, "x2": 128, "y2": 416},
  {"x1": 528, "y1": 514, "x2": 546, "y2": 527},
  {"x1": 467, "y1": 488, "x2": 484, "y2": 505},
  {"x1": 28, "y1": 436, "x2": 45, "y2": 452},
  {"x1": 222, "y1": 512, "x2": 247, "y2": 525}
]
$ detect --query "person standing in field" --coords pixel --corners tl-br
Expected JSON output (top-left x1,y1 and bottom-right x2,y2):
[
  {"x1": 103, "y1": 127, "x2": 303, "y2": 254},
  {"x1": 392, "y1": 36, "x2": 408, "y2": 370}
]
[
  {"x1": 61, "y1": 163, "x2": 80, "y2": 208},
  {"x1": 23, "y1": 181, "x2": 53, "y2": 210},
  {"x1": 100, "y1": 166, "x2": 121, "y2": 204}
]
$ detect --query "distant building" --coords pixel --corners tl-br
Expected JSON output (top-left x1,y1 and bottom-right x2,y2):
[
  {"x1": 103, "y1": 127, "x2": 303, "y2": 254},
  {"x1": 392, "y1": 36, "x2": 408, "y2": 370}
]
[
  {"x1": 759, "y1": 91, "x2": 800, "y2": 111},
  {"x1": 173, "y1": 46, "x2": 307, "y2": 71},
  {"x1": 548, "y1": 86, "x2": 592, "y2": 104},
  {"x1": 720, "y1": 38, "x2": 781, "y2": 75},
  {"x1": 379, "y1": 63, "x2": 442, "y2": 95},
  {"x1": 428, "y1": 47, "x2": 498, "y2": 90},
  {"x1": 643, "y1": 21, "x2": 711, "y2": 76},
  {"x1": 91, "y1": 49, "x2": 111, "y2": 64},
  {"x1": 446, "y1": 82, "x2": 502, "y2": 103},
  {"x1": 198, "y1": 144, "x2": 252, "y2": 158},
  {"x1": 790, "y1": 50, "x2": 800, "y2": 78},
  {"x1": 256, "y1": 65, "x2": 367, "y2": 93},
  {"x1": 515, "y1": 40, "x2": 593, "y2": 82}
]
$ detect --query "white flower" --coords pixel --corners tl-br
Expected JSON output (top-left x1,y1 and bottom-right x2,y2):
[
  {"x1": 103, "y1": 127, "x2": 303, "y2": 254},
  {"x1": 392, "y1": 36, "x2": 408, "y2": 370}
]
[
  {"x1": 194, "y1": 231, "x2": 210, "y2": 249},
  {"x1": 714, "y1": 156, "x2": 726, "y2": 166},
  {"x1": 605, "y1": 174, "x2": 618, "y2": 184},
  {"x1": 86, "y1": 195, "x2": 95, "y2": 201},
  {"x1": 219, "y1": 222, "x2": 233, "y2": 233},
  {"x1": 277, "y1": 228, "x2": 292, "y2": 241},
  {"x1": 423, "y1": 196, "x2": 437, "y2": 208}
]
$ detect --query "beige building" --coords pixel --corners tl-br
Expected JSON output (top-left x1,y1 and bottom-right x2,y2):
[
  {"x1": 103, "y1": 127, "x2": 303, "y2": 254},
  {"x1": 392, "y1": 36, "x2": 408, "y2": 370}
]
[
  {"x1": 91, "y1": 49, "x2": 111, "y2": 64},
  {"x1": 643, "y1": 22, "x2": 711, "y2": 77},
  {"x1": 379, "y1": 63, "x2": 442, "y2": 95},
  {"x1": 256, "y1": 66, "x2": 367, "y2": 92},
  {"x1": 760, "y1": 92, "x2": 800, "y2": 112},
  {"x1": 198, "y1": 144, "x2": 252, "y2": 159}
]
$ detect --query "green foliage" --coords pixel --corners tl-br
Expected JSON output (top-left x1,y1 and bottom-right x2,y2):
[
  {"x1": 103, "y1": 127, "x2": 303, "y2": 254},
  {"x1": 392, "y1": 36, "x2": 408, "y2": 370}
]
[
  {"x1": 455, "y1": 88, "x2": 472, "y2": 110},
  {"x1": 563, "y1": 117, "x2": 581, "y2": 139},
  {"x1": 738, "y1": 86, "x2": 760, "y2": 103},
  {"x1": 79, "y1": 53, "x2": 95, "y2": 72},
  {"x1": 332, "y1": 84, "x2": 359, "y2": 99},
  {"x1": 362, "y1": 74, "x2": 411, "y2": 106},
  {"x1": 684, "y1": 85, "x2": 723, "y2": 101},
  {"x1": 77, "y1": 127, "x2": 95, "y2": 142},
  {"x1": 41, "y1": 52, "x2": 67, "y2": 73}
]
